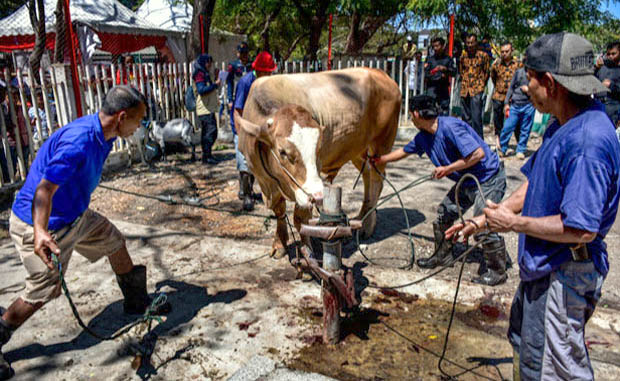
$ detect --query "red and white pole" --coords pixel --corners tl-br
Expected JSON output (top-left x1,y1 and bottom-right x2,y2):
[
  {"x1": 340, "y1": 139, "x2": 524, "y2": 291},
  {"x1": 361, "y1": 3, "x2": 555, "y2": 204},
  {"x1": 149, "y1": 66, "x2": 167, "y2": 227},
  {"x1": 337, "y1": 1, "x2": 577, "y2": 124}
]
[
  {"x1": 448, "y1": 14, "x2": 455, "y2": 57},
  {"x1": 199, "y1": 14, "x2": 205, "y2": 54},
  {"x1": 327, "y1": 14, "x2": 333, "y2": 70}
]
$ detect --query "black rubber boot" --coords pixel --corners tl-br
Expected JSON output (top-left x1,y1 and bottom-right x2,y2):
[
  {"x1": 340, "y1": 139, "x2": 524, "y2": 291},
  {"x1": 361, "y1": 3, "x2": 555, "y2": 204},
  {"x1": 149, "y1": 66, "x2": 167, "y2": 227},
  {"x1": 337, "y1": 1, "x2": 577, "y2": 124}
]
[
  {"x1": 249, "y1": 174, "x2": 263, "y2": 203},
  {"x1": 417, "y1": 222, "x2": 454, "y2": 269},
  {"x1": 473, "y1": 236, "x2": 508, "y2": 286},
  {"x1": 238, "y1": 173, "x2": 246, "y2": 200},
  {"x1": 0, "y1": 308, "x2": 15, "y2": 381},
  {"x1": 116, "y1": 266, "x2": 171, "y2": 315},
  {"x1": 240, "y1": 172, "x2": 255, "y2": 211}
]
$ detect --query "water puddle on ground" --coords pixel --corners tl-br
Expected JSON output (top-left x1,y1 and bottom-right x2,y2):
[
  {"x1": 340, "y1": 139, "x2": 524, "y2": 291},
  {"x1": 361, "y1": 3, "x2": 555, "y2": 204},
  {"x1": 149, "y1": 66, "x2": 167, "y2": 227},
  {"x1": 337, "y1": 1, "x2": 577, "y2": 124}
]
[{"x1": 288, "y1": 294, "x2": 514, "y2": 381}]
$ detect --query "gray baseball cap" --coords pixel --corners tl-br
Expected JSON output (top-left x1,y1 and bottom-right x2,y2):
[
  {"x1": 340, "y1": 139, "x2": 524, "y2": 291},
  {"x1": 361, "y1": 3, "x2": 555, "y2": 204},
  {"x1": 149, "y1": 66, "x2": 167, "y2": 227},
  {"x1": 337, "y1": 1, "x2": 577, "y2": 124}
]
[{"x1": 523, "y1": 32, "x2": 608, "y2": 95}]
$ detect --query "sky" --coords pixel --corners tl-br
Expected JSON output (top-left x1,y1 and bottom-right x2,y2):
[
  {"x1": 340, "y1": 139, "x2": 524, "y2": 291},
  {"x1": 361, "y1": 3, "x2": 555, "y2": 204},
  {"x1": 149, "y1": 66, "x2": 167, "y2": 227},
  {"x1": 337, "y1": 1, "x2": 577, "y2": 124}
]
[{"x1": 602, "y1": 2, "x2": 620, "y2": 18}]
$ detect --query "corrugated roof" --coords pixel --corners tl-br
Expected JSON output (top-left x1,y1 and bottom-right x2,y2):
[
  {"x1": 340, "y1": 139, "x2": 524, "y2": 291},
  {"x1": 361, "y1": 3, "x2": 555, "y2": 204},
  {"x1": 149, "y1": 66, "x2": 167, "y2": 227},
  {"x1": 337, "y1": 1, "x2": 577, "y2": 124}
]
[
  {"x1": 136, "y1": 0, "x2": 241, "y2": 36},
  {"x1": 0, "y1": 0, "x2": 184, "y2": 37}
]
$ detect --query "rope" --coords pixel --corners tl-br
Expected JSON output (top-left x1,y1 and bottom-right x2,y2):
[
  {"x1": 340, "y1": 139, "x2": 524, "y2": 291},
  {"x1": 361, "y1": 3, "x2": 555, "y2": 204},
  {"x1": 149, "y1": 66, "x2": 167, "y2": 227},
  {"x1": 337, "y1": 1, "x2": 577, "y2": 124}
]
[
  {"x1": 354, "y1": 162, "x2": 434, "y2": 269},
  {"x1": 351, "y1": 166, "x2": 502, "y2": 380},
  {"x1": 50, "y1": 253, "x2": 167, "y2": 354},
  {"x1": 438, "y1": 173, "x2": 496, "y2": 380},
  {"x1": 98, "y1": 184, "x2": 275, "y2": 220}
]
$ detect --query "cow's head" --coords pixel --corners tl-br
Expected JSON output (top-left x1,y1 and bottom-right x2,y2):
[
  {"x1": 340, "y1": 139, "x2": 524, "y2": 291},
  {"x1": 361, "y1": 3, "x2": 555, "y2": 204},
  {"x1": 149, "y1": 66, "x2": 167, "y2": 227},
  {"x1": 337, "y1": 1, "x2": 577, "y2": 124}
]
[{"x1": 235, "y1": 105, "x2": 325, "y2": 208}]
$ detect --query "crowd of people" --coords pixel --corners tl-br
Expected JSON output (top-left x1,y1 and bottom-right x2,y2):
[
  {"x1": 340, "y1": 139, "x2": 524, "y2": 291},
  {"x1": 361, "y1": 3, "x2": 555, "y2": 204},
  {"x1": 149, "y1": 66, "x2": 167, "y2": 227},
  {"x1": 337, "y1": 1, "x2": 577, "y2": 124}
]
[{"x1": 404, "y1": 33, "x2": 620, "y2": 157}]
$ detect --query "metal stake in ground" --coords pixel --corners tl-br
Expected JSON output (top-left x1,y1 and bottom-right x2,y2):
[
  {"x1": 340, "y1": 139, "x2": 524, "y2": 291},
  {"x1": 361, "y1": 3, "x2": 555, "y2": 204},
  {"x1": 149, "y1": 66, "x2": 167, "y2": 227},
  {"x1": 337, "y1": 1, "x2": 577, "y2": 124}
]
[
  {"x1": 296, "y1": 185, "x2": 361, "y2": 345},
  {"x1": 321, "y1": 186, "x2": 343, "y2": 344}
]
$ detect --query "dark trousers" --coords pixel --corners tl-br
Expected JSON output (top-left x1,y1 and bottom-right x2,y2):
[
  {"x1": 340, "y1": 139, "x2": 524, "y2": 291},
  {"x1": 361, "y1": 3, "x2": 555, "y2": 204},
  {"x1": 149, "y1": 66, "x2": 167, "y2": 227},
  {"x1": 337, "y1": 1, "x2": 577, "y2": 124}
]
[
  {"x1": 199, "y1": 114, "x2": 217, "y2": 159},
  {"x1": 428, "y1": 85, "x2": 451, "y2": 116},
  {"x1": 0, "y1": 145, "x2": 30, "y2": 183},
  {"x1": 492, "y1": 99, "x2": 505, "y2": 136},
  {"x1": 604, "y1": 100, "x2": 620, "y2": 127},
  {"x1": 462, "y1": 93, "x2": 484, "y2": 138},
  {"x1": 508, "y1": 260, "x2": 602, "y2": 380}
]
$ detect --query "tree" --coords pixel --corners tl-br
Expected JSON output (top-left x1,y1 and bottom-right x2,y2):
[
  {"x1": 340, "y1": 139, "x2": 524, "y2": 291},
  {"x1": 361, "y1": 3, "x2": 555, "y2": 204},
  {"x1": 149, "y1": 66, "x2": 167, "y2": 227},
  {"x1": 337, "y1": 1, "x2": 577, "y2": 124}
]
[
  {"x1": 406, "y1": 0, "x2": 620, "y2": 51},
  {"x1": 189, "y1": 0, "x2": 217, "y2": 60},
  {"x1": 28, "y1": 0, "x2": 46, "y2": 81},
  {"x1": 341, "y1": 0, "x2": 406, "y2": 55},
  {"x1": 214, "y1": 0, "x2": 308, "y2": 60},
  {"x1": 0, "y1": 0, "x2": 22, "y2": 19},
  {"x1": 290, "y1": 0, "x2": 338, "y2": 60}
]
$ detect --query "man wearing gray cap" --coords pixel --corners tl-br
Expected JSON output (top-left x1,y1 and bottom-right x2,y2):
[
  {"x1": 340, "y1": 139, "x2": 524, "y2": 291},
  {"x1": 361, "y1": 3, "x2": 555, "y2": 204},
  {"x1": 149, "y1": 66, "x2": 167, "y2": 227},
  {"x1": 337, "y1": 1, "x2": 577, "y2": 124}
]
[{"x1": 446, "y1": 32, "x2": 620, "y2": 380}]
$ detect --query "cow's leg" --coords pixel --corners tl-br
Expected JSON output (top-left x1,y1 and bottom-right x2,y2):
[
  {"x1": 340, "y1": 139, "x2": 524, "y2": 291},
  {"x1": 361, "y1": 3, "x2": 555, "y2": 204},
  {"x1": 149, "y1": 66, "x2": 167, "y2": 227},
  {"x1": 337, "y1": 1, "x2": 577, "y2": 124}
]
[
  {"x1": 272, "y1": 197, "x2": 289, "y2": 259},
  {"x1": 352, "y1": 156, "x2": 382, "y2": 239},
  {"x1": 294, "y1": 204, "x2": 313, "y2": 249}
]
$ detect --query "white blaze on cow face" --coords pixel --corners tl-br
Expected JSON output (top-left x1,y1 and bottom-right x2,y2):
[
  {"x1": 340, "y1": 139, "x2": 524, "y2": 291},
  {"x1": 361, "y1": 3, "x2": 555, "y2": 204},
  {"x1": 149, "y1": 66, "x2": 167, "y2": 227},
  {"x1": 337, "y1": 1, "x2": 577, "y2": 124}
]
[{"x1": 287, "y1": 121, "x2": 323, "y2": 207}]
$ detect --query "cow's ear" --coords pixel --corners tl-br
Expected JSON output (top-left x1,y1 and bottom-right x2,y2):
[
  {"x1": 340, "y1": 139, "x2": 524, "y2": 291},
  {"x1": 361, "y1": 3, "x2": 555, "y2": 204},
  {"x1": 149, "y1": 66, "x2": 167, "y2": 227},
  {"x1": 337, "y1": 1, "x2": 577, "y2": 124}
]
[{"x1": 234, "y1": 110, "x2": 271, "y2": 144}]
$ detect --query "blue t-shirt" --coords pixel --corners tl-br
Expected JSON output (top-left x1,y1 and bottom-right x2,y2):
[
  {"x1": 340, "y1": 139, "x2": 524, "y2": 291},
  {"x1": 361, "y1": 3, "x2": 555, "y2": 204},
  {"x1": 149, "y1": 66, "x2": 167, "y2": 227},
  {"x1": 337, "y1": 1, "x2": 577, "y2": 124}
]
[
  {"x1": 403, "y1": 116, "x2": 500, "y2": 185},
  {"x1": 519, "y1": 101, "x2": 620, "y2": 281},
  {"x1": 12, "y1": 113, "x2": 116, "y2": 230},
  {"x1": 232, "y1": 71, "x2": 256, "y2": 134}
]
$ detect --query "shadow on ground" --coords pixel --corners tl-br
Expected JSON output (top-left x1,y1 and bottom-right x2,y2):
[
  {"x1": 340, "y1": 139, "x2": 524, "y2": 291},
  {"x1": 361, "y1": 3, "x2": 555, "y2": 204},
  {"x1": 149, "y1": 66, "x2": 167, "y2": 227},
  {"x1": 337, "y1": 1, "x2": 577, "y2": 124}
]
[{"x1": 6, "y1": 280, "x2": 247, "y2": 379}]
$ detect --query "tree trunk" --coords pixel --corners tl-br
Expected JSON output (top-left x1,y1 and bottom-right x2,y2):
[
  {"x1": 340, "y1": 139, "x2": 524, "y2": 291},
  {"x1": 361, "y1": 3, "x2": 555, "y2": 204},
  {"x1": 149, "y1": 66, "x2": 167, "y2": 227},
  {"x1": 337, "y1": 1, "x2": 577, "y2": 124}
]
[
  {"x1": 283, "y1": 33, "x2": 308, "y2": 61},
  {"x1": 188, "y1": 0, "x2": 217, "y2": 61},
  {"x1": 292, "y1": 0, "x2": 331, "y2": 61},
  {"x1": 28, "y1": 0, "x2": 46, "y2": 81},
  {"x1": 307, "y1": 14, "x2": 328, "y2": 61},
  {"x1": 53, "y1": 0, "x2": 65, "y2": 63},
  {"x1": 344, "y1": 11, "x2": 393, "y2": 56},
  {"x1": 259, "y1": 10, "x2": 280, "y2": 52}
]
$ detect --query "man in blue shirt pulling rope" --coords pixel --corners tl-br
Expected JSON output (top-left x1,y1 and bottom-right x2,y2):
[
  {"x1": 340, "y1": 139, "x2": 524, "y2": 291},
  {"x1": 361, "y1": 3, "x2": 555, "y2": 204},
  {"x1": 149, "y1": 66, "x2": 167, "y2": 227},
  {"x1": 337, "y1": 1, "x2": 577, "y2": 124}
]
[{"x1": 0, "y1": 86, "x2": 171, "y2": 380}]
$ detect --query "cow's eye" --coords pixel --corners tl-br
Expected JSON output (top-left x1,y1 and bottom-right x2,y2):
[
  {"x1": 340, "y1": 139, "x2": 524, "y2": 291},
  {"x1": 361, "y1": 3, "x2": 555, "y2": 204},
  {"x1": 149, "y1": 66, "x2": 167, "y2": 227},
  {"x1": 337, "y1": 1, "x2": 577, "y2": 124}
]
[{"x1": 279, "y1": 149, "x2": 287, "y2": 158}]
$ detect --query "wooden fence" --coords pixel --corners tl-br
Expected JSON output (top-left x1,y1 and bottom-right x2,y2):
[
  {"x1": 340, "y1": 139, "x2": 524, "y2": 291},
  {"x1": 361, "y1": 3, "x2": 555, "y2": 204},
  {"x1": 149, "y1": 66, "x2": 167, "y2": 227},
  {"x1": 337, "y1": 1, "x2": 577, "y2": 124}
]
[{"x1": 0, "y1": 57, "x2": 464, "y2": 189}]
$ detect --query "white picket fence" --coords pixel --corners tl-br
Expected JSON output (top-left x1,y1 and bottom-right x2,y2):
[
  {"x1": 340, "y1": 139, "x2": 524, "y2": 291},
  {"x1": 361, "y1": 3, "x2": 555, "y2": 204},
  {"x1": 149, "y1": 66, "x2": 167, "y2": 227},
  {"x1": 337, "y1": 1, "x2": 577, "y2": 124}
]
[{"x1": 0, "y1": 57, "x2": 462, "y2": 189}]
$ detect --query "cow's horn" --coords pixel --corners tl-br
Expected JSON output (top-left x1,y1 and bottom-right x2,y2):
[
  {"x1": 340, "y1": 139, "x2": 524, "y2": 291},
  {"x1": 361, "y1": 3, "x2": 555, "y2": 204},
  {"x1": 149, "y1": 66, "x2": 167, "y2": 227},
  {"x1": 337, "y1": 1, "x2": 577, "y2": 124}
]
[{"x1": 234, "y1": 110, "x2": 263, "y2": 136}]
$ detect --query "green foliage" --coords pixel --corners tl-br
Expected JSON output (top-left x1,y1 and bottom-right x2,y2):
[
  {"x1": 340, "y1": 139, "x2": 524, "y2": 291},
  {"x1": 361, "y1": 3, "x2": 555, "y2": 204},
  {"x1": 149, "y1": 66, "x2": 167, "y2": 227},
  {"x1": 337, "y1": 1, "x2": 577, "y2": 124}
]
[
  {"x1": 407, "y1": 0, "x2": 620, "y2": 51},
  {"x1": 0, "y1": 0, "x2": 23, "y2": 19},
  {"x1": 213, "y1": 0, "x2": 309, "y2": 59}
]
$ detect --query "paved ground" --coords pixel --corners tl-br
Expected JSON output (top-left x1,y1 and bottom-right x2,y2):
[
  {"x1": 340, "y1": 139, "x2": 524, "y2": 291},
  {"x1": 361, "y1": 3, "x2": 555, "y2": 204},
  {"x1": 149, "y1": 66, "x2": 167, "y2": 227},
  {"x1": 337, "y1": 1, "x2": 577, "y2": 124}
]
[{"x1": 0, "y1": 126, "x2": 619, "y2": 380}]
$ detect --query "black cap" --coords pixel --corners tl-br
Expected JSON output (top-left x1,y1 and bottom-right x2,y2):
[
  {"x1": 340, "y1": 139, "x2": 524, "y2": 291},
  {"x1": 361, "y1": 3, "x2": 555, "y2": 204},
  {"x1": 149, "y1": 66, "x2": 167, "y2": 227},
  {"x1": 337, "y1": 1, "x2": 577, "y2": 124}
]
[
  {"x1": 237, "y1": 42, "x2": 249, "y2": 53},
  {"x1": 524, "y1": 32, "x2": 608, "y2": 95}
]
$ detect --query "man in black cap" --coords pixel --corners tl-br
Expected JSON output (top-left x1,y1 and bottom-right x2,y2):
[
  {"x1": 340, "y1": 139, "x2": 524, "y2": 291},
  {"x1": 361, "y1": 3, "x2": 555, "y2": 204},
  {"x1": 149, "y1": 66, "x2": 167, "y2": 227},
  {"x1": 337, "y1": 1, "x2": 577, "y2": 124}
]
[
  {"x1": 447, "y1": 32, "x2": 620, "y2": 380},
  {"x1": 595, "y1": 41, "x2": 620, "y2": 127},
  {"x1": 372, "y1": 95, "x2": 508, "y2": 286}
]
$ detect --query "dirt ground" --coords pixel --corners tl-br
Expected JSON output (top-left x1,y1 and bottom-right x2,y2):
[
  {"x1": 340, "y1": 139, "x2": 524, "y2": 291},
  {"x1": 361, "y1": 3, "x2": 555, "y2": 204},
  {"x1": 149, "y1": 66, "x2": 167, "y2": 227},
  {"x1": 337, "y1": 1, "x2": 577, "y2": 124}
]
[{"x1": 0, "y1": 126, "x2": 619, "y2": 381}]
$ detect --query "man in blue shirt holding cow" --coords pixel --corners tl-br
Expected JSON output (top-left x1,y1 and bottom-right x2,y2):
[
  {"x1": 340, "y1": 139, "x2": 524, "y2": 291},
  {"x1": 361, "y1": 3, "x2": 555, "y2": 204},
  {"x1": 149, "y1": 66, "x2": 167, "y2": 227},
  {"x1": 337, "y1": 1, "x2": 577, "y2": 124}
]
[
  {"x1": 233, "y1": 51, "x2": 277, "y2": 212},
  {"x1": 448, "y1": 32, "x2": 620, "y2": 380},
  {"x1": 372, "y1": 94, "x2": 509, "y2": 286},
  {"x1": 0, "y1": 86, "x2": 170, "y2": 380}
]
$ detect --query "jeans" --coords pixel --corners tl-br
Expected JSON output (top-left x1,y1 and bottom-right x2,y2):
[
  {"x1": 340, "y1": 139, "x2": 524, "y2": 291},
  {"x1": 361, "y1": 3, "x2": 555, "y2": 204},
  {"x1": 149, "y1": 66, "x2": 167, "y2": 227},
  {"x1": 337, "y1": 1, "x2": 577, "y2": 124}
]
[
  {"x1": 233, "y1": 134, "x2": 249, "y2": 172},
  {"x1": 500, "y1": 103, "x2": 535, "y2": 154},
  {"x1": 199, "y1": 114, "x2": 217, "y2": 159},
  {"x1": 461, "y1": 93, "x2": 484, "y2": 138}
]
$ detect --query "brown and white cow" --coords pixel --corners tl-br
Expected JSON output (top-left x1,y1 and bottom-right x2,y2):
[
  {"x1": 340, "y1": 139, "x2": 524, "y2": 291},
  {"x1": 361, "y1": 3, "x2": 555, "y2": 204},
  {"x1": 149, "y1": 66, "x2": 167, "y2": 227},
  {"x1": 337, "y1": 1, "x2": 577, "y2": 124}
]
[{"x1": 234, "y1": 67, "x2": 401, "y2": 258}]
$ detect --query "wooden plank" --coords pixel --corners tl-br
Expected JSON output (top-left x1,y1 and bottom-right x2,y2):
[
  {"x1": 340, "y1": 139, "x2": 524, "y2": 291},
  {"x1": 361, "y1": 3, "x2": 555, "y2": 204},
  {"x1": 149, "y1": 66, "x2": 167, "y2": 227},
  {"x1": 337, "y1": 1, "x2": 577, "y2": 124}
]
[
  {"x1": 27, "y1": 66, "x2": 44, "y2": 148},
  {"x1": 5, "y1": 69, "x2": 27, "y2": 179}
]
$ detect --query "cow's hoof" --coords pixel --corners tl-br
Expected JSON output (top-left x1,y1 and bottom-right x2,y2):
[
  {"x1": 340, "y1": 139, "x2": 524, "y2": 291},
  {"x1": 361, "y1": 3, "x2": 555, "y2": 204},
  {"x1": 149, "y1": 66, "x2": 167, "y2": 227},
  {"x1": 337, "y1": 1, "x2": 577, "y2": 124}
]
[
  {"x1": 270, "y1": 247, "x2": 288, "y2": 259},
  {"x1": 358, "y1": 210, "x2": 377, "y2": 240}
]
